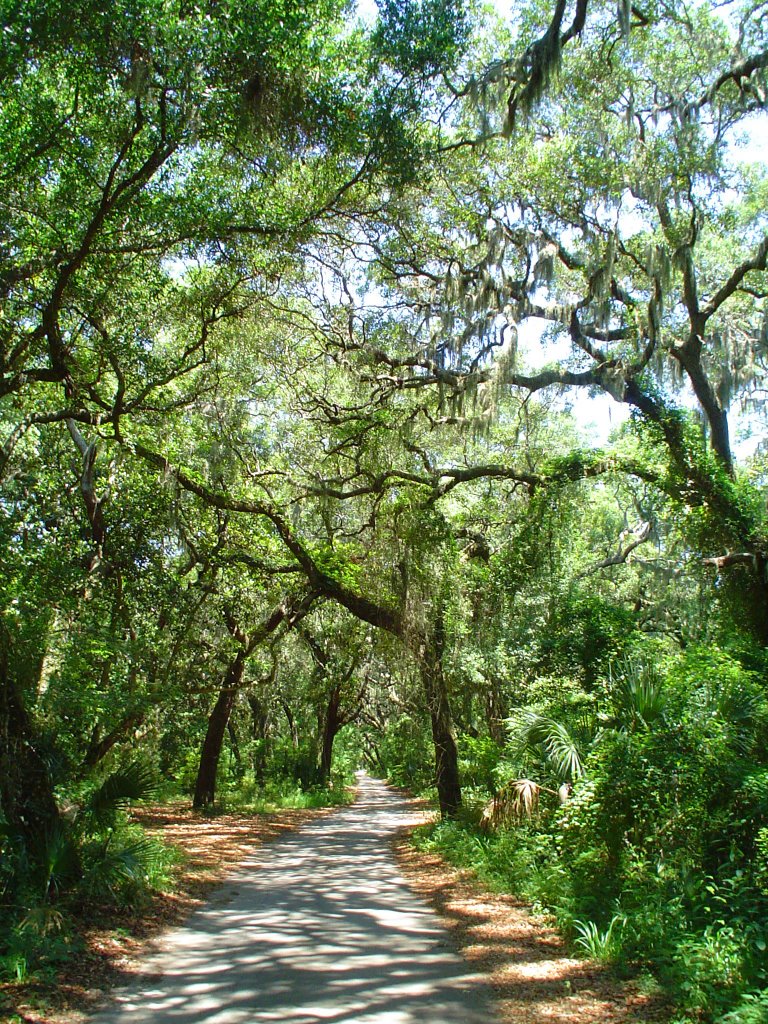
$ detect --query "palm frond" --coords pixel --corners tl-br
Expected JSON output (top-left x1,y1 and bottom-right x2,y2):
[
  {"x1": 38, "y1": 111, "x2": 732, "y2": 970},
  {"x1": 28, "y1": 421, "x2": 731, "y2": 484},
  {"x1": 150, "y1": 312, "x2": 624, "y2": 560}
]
[
  {"x1": 82, "y1": 837, "x2": 162, "y2": 900},
  {"x1": 36, "y1": 822, "x2": 78, "y2": 899},
  {"x1": 611, "y1": 657, "x2": 665, "y2": 730},
  {"x1": 510, "y1": 778, "x2": 541, "y2": 818},
  {"x1": 19, "y1": 905, "x2": 65, "y2": 937},
  {"x1": 510, "y1": 710, "x2": 585, "y2": 781},
  {"x1": 481, "y1": 778, "x2": 541, "y2": 829},
  {"x1": 703, "y1": 678, "x2": 761, "y2": 754},
  {"x1": 78, "y1": 762, "x2": 158, "y2": 833}
]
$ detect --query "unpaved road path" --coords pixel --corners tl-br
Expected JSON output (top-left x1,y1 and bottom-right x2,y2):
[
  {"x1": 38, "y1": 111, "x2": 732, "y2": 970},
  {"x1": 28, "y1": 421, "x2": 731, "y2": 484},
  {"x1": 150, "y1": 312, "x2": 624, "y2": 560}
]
[{"x1": 89, "y1": 774, "x2": 496, "y2": 1024}]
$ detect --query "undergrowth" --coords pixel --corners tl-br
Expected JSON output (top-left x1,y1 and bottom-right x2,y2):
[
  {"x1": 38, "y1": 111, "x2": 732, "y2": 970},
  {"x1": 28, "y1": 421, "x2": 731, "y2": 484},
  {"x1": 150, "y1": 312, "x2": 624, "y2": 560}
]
[
  {"x1": 408, "y1": 646, "x2": 768, "y2": 1024},
  {"x1": 217, "y1": 777, "x2": 356, "y2": 813}
]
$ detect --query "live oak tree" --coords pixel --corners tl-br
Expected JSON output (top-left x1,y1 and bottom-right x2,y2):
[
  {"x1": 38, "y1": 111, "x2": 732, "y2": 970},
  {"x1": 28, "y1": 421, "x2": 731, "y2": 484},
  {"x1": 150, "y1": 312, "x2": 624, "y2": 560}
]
[
  {"x1": 5, "y1": 9, "x2": 768, "y2": 1016},
  {"x1": 192, "y1": 588, "x2": 317, "y2": 808},
  {"x1": 296, "y1": 614, "x2": 371, "y2": 785},
  {"x1": 0, "y1": 0, "x2": 479, "y2": 825},
  {"x1": 358, "y1": 0, "x2": 768, "y2": 633}
]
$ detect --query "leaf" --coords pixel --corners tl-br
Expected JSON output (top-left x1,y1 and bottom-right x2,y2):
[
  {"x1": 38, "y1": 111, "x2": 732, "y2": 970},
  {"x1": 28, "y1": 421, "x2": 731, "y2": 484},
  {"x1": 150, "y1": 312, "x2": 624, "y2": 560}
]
[
  {"x1": 509, "y1": 710, "x2": 586, "y2": 781},
  {"x1": 78, "y1": 762, "x2": 158, "y2": 832}
]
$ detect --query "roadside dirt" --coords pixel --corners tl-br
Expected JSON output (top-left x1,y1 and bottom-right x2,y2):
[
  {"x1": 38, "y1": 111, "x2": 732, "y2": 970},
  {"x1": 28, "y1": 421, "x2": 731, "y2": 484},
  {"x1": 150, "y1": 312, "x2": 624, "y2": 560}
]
[{"x1": 393, "y1": 832, "x2": 670, "y2": 1024}]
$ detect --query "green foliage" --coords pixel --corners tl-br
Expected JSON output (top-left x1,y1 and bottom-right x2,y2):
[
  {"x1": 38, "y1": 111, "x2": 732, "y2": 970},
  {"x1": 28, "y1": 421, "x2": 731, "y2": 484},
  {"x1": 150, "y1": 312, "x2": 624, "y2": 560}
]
[
  {"x1": 376, "y1": 716, "x2": 435, "y2": 792},
  {"x1": 718, "y1": 991, "x2": 768, "y2": 1024},
  {"x1": 537, "y1": 595, "x2": 639, "y2": 689},
  {"x1": 372, "y1": 0, "x2": 470, "y2": 76},
  {"x1": 265, "y1": 739, "x2": 328, "y2": 792},
  {"x1": 215, "y1": 778, "x2": 355, "y2": 812},
  {"x1": 508, "y1": 709, "x2": 587, "y2": 781},
  {"x1": 310, "y1": 544, "x2": 364, "y2": 592},
  {"x1": 610, "y1": 657, "x2": 666, "y2": 731},
  {"x1": 0, "y1": 762, "x2": 175, "y2": 983},
  {"x1": 80, "y1": 827, "x2": 177, "y2": 906},
  {"x1": 417, "y1": 641, "x2": 768, "y2": 1020},
  {"x1": 76, "y1": 761, "x2": 158, "y2": 833},
  {"x1": 573, "y1": 915, "x2": 626, "y2": 963},
  {"x1": 457, "y1": 735, "x2": 502, "y2": 794},
  {"x1": 413, "y1": 814, "x2": 558, "y2": 899},
  {"x1": 2, "y1": 4, "x2": 768, "y2": 1023}
]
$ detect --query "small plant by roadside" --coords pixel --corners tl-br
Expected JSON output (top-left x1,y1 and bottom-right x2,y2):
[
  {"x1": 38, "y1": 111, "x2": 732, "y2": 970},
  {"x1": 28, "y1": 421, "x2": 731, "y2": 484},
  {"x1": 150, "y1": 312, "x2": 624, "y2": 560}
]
[
  {"x1": 573, "y1": 915, "x2": 626, "y2": 962},
  {"x1": 0, "y1": 761, "x2": 178, "y2": 988}
]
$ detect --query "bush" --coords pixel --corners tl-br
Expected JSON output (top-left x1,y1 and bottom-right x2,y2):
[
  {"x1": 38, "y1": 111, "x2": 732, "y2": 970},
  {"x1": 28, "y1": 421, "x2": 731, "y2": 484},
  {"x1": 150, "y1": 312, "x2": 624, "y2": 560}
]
[
  {"x1": 0, "y1": 761, "x2": 176, "y2": 982},
  {"x1": 717, "y1": 990, "x2": 768, "y2": 1024}
]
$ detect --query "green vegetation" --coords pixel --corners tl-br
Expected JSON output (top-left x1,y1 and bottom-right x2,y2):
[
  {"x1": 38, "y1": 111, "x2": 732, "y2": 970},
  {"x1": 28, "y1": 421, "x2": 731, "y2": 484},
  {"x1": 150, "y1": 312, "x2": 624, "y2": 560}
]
[
  {"x1": 0, "y1": 761, "x2": 179, "y2": 983},
  {"x1": 2, "y1": 0, "x2": 768, "y2": 1019},
  {"x1": 410, "y1": 644, "x2": 768, "y2": 1021}
]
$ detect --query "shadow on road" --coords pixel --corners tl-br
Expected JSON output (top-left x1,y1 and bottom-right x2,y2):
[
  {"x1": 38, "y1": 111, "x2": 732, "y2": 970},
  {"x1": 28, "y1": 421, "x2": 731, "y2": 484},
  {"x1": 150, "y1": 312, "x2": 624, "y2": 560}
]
[{"x1": 90, "y1": 775, "x2": 494, "y2": 1024}]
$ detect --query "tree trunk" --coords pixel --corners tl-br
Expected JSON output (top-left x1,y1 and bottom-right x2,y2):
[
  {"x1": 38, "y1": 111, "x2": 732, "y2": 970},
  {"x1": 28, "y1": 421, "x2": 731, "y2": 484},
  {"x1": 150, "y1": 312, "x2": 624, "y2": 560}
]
[
  {"x1": 81, "y1": 711, "x2": 144, "y2": 771},
  {"x1": 192, "y1": 589, "x2": 315, "y2": 808},
  {"x1": 281, "y1": 697, "x2": 299, "y2": 749},
  {"x1": 0, "y1": 628, "x2": 60, "y2": 838},
  {"x1": 486, "y1": 686, "x2": 507, "y2": 746},
  {"x1": 362, "y1": 736, "x2": 385, "y2": 773},
  {"x1": 420, "y1": 619, "x2": 462, "y2": 817},
  {"x1": 319, "y1": 686, "x2": 342, "y2": 783},
  {"x1": 623, "y1": 379, "x2": 768, "y2": 640},
  {"x1": 193, "y1": 650, "x2": 245, "y2": 809},
  {"x1": 227, "y1": 719, "x2": 243, "y2": 779},
  {"x1": 248, "y1": 694, "x2": 270, "y2": 785}
]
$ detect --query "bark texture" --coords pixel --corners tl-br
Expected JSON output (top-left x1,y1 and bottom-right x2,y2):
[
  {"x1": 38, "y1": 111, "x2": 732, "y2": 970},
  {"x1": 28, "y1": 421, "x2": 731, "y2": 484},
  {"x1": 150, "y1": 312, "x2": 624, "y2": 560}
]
[{"x1": 193, "y1": 650, "x2": 245, "y2": 809}]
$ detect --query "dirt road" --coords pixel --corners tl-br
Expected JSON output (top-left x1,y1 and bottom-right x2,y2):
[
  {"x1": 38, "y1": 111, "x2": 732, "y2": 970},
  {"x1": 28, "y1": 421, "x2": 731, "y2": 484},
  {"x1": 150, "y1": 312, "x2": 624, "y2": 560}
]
[{"x1": 89, "y1": 774, "x2": 495, "y2": 1024}]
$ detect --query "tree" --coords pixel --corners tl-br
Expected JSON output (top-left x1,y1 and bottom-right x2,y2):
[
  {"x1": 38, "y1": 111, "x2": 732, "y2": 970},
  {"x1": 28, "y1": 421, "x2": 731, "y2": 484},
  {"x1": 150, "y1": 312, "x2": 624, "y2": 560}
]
[
  {"x1": 192, "y1": 590, "x2": 316, "y2": 808},
  {"x1": 3, "y1": 0, "x2": 767, "y2": 831},
  {"x1": 347, "y1": 0, "x2": 768, "y2": 633},
  {"x1": 0, "y1": 0, "x2": 478, "y2": 827}
]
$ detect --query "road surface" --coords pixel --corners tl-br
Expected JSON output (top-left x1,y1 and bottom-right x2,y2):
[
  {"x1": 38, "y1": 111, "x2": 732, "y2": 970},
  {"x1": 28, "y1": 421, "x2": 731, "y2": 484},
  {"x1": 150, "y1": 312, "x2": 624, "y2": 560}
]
[{"x1": 90, "y1": 773, "x2": 496, "y2": 1024}]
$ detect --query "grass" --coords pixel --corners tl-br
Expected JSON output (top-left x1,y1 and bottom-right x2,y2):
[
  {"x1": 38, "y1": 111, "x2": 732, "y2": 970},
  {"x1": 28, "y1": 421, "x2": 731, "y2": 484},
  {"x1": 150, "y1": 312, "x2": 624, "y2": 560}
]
[
  {"x1": 202, "y1": 778, "x2": 357, "y2": 813},
  {"x1": 573, "y1": 915, "x2": 626, "y2": 962}
]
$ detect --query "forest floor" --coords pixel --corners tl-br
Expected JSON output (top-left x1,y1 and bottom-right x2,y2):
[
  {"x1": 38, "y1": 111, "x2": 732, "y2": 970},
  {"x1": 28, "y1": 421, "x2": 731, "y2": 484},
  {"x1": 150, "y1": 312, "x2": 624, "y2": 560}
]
[{"x1": 2, "y1": 787, "x2": 669, "y2": 1024}]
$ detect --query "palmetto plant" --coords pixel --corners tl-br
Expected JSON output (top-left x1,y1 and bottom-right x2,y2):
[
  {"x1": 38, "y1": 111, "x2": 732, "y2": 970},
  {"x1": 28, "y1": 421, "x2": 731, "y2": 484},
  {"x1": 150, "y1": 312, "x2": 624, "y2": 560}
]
[
  {"x1": 485, "y1": 711, "x2": 595, "y2": 826},
  {"x1": 510, "y1": 709, "x2": 592, "y2": 782},
  {"x1": 74, "y1": 760, "x2": 158, "y2": 835},
  {"x1": 481, "y1": 777, "x2": 542, "y2": 828},
  {"x1": 699, "y1": 677, "x2": 762, "y2": 756},
  {"x1": 74, "y1": 761, "x2": 163, "y2": 903},
  {"x1": 1, "y1": 761, "x2": 159, "y2": 934},
  {"x1": 80, "y1": 833, "x2": 168, "y2": 902},
  {"x1": 609, "y1": 657, "x2": 666, "y2": 732},
  {"x1": 495, "y1": 658, "x2": 669, "y2": 826}
]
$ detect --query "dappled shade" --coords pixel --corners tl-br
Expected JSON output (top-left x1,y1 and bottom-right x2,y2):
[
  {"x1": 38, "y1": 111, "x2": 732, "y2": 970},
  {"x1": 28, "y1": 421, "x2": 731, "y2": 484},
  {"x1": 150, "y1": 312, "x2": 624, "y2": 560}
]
[{"x1": 90, "y1": 777, "x2": 493, "y2": 1023}]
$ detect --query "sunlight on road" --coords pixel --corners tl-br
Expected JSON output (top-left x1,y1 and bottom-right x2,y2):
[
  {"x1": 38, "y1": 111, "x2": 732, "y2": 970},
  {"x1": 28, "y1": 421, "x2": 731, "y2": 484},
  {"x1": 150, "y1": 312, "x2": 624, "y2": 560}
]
[{"x1": 89, "y1": 775, "x2": 494, "y2": 1024}]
